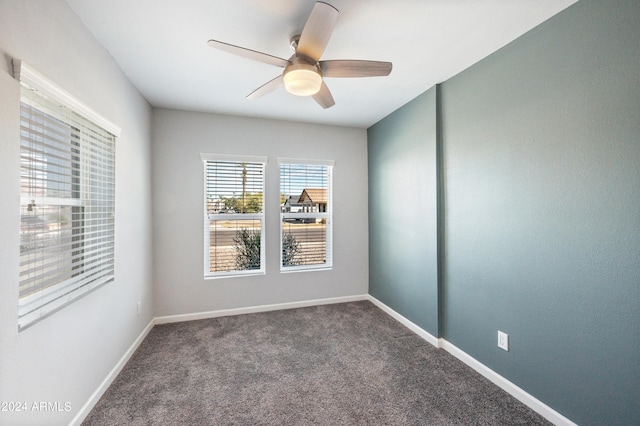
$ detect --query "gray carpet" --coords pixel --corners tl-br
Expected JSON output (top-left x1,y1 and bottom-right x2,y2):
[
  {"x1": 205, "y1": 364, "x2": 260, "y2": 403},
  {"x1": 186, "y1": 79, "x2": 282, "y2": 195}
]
[{"x1": 83, "y1": 301, "x2": 550, "y2": 425}]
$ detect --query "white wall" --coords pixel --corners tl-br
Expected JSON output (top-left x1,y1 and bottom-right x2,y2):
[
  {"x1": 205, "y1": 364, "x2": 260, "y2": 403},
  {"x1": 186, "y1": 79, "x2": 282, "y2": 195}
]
[
  {"x1": 152, "y1": 109, "x2": 368, "y2": 316},
  {"x1": 0, "y1": 1, "x2": 153, "y2": 425}
]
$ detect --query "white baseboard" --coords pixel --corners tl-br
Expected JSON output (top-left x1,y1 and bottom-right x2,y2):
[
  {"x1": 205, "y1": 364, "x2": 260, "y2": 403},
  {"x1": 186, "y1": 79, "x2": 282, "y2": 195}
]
[
  {"x1": 440, "y1": 340, "x2": 577, "y2": 426},
  {"x1": 368, "y1": 296, "x2": 576, "y2": 426},
  {"x1": 366, "y1": 295, "x2": 440, "y2": 348},
  {"x1": 154, "y1": 294, "x2": 369, "y2": 325},
  {"x1": 69, "y1": 319, "x2": 155, "y2": 426}
]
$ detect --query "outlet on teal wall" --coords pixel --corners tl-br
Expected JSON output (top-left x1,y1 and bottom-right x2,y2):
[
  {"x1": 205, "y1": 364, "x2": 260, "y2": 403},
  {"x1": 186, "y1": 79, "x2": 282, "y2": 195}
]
[{"x1": 440, "y1": 1, "x2": 640, "y2": 424}]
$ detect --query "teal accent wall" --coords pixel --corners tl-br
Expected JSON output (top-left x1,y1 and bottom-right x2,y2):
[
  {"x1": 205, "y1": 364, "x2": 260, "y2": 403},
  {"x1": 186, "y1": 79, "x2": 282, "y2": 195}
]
[
  {"x1": 367, "y1": 1, "x2": 640, "y2": 424},
  {"x1": 368, "y1": 88, "x2": 439, "y2": 336}
]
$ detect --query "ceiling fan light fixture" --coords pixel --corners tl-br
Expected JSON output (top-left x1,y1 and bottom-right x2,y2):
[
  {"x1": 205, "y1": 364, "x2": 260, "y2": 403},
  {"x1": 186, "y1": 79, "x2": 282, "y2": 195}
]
[
  {"x1": 283, "y1": 63, "x2": 322, "y2": 96},
  {"x1": 207, "y1": 1, "x2": 391, "y2": 108}
]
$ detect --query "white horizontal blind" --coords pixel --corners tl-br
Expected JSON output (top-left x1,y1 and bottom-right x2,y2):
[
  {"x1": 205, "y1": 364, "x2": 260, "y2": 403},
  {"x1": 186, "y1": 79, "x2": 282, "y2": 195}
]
[
  {"x1": 19, "y1": 86, "x2": 116, "y2": 330},
  {"x1": 203, "y1": 156, "x2": 266, "y2": 277},
  {"x1": 279, "y1": 160, "x2": 333, "y2": 271}
]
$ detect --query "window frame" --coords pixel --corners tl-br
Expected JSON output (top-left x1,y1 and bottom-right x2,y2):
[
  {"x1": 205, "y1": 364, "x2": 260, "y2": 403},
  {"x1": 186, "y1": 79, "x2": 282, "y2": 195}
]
[
  {"x1": 15, "y1": 61, "x2": 120, "y2": 331},
  {"x1": 278, "y1": 158, "x2": 334, "y2": 273},
  {"x1": 201, "y1": 154, "x2": 267, "y2": 279}
]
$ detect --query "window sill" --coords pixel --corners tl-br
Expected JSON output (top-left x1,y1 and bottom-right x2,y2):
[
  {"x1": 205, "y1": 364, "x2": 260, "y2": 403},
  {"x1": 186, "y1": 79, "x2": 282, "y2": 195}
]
[
  {"x1": 280, "y1": 265, "x2": 332, "y2": 274},
  {"x1": 204, "y1": 270, "x2": 265, "y2": 280}
]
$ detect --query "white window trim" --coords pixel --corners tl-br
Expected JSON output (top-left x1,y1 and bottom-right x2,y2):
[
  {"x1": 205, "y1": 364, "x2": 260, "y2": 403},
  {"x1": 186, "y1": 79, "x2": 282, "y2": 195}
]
[
  {"x1": 278, "y1": 158, "x2": 334, "y2": 273},
  {"x1": 201, "y1": 154, "x2": 267, "y2": 279},
  {"x1": 13, "y1": 59, "x2": 121, "y2": 137},
  {"x1": 200, "y1": 153, "x2": 267, "y2": 164},
  {"x1": 15, "y1": 61, "x2": 118, "y2": 331},
  {"x1": 278, "y1": 157, "x2": 335, "y2": 167}
]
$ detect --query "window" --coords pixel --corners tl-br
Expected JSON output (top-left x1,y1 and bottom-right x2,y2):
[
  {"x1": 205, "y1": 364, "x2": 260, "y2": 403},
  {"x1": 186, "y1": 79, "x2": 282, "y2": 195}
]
[
  {"x1": 202, "y1": 154, "x2": 267, "y2": 278},
  {"x1": 279, "y1": 159, "x2": 333, "y2": 271},
  {"x1": 16, "y1": 61, "x2": 120, "y2": 331}
]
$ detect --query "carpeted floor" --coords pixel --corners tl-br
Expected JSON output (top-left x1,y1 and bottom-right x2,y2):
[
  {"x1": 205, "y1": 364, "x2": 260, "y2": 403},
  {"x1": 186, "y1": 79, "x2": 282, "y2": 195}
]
[{"x1": 83, "y1": 301, "x2": 550, "y2": 425}]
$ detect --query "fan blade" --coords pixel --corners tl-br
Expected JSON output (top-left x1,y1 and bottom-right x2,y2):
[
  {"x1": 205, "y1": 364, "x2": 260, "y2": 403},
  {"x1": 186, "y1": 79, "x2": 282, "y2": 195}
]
[
  {"x1": 208, "y1": 39, "x2": 290, "y2": 68},
  {"x1": 297, "y1": 2, "x2": 339, "y2": 62},
  {"x1": 320, "y1": 60, "x2": 393, "y2": 78},
  {"x1": 246, "y1": 75, "x2": 284, "y2": 99},
  {"x1": 311, "y1": 81, "x2": 335, "y2": 109}
]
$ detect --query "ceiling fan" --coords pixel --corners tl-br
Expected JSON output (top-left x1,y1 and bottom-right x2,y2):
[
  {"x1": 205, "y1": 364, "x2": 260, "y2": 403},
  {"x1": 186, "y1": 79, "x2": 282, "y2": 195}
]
[{"x1": 207, "y1": 1, "x2": 392, "y2": 109}]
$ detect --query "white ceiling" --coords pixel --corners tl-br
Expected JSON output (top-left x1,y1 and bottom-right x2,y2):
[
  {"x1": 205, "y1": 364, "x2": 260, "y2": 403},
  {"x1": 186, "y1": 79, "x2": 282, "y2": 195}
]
[{"x1": 64, "y1": 0, "x2": 577, "y2": 128}]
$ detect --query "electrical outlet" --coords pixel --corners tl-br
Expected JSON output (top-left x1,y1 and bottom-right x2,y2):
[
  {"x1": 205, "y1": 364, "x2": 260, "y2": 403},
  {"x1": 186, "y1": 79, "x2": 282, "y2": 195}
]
[
  {"x1": 137, "y1": 301, "x2": 142, "y2": 316},
  {"x1": 498, "y1": 331, "x2": 509, "y2": 351}
]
